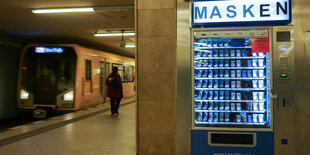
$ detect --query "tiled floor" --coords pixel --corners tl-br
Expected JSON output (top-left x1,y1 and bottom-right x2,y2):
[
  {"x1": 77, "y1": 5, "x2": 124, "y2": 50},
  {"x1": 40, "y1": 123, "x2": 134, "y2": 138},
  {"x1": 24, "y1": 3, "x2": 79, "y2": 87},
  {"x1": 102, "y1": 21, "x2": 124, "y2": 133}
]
[{"x1": 0, "y1": 103, "x2": 136, "y2": 155}]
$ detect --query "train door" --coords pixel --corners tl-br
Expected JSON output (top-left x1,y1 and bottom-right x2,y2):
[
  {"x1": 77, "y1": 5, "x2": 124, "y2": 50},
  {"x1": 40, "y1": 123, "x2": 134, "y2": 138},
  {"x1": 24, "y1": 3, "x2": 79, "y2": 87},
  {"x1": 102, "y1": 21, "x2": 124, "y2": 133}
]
[
  {"x1": 99, "y1": 61, "x2": 110, "y2": 102},
  {"x1": 99, "y1": 61, "x2": 105, "y2": 97},
  {"x1": 105, "y1": 62, "x2": 111, "y2": 102},
  {"x1": 35, "y1": 56, "x2": 57, "y2": 105},
  {"x1": 105, "y1": 62, "x2": 111, "y2": 79}
]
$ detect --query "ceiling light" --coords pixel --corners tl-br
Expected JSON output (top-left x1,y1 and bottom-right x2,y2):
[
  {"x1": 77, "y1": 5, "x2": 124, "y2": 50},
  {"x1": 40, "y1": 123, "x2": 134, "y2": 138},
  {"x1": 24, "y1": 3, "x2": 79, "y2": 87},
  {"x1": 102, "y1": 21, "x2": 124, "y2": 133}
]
[
  {"x1": 32, "y1": 8, "x2": 94, "y2": 14},
  {"x1": 94, "y1": 33, "x2": 135, "y2": 37},
  {"x1": 125, "y1": 44, "x2": 135, "y2": 48}
]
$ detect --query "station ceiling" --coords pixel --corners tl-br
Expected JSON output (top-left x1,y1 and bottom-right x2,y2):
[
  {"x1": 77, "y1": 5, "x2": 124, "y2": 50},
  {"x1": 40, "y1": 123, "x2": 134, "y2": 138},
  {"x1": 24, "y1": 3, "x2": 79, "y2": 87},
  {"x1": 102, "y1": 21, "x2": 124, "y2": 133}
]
[{"x1": 0, "y1": 0, "x2": 135, "y2": 57}]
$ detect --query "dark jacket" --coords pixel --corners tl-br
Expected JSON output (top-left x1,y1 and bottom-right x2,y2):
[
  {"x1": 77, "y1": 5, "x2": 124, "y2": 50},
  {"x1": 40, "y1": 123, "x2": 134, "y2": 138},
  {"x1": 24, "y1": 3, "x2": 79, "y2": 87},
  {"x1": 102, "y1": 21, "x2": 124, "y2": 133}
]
[{"x1": 105, "y1": 73, "x2": 123, "y2": 98}]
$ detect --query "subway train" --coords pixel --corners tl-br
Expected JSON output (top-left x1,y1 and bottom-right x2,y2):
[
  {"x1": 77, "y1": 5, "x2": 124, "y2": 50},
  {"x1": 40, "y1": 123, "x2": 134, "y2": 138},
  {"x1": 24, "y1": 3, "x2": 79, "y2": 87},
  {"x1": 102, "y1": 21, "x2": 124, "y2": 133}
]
[{"x1": 17, "y1": 44, "x2": 135, "y2": 118}]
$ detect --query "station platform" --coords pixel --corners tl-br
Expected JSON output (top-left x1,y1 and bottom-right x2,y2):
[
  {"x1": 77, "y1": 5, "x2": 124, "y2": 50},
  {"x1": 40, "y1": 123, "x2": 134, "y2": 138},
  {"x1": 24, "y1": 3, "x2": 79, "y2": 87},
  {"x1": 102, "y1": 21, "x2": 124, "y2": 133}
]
[{"x1": 0, "y1": 97, "x2": 136, "y2": 155}]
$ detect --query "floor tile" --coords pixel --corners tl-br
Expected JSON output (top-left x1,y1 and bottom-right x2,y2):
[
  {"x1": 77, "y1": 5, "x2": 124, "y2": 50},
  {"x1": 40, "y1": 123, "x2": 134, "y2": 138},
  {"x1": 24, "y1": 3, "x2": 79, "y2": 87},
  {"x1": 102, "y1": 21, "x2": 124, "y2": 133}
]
[{"x1": 0, "y1": 102, "x2": 136, "y2": 155}]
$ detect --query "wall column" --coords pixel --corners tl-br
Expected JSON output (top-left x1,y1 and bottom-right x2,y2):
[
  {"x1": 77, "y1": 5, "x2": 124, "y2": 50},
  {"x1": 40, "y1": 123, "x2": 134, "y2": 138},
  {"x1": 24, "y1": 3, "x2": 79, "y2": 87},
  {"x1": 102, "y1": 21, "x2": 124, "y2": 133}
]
[{"x1": 135, "y1": 0, "x2": 177, "y2": 154}]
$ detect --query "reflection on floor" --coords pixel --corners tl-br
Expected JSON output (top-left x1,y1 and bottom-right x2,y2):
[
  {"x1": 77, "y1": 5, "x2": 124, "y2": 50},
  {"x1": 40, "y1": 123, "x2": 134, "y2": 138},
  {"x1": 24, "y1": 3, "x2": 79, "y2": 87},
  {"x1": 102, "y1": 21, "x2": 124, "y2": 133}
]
[{"x1": 0, "y1": 102, "x2": 136, "y2": 155}]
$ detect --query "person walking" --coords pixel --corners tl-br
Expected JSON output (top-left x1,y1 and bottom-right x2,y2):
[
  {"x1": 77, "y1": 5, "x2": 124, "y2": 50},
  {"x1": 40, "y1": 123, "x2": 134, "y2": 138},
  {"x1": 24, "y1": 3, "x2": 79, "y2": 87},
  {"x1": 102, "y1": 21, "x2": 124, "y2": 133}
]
[{"x1": 105, "y1": 66, "x2": 123, "y2": 115}]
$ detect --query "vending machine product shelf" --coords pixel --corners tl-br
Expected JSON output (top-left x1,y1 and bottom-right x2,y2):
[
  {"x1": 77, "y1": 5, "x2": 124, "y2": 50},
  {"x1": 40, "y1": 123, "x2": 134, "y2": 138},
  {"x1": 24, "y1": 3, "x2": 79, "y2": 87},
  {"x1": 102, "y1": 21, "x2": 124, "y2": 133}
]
[{"x1": 192, "y1": 28, "x2": 272, "y2": 129}]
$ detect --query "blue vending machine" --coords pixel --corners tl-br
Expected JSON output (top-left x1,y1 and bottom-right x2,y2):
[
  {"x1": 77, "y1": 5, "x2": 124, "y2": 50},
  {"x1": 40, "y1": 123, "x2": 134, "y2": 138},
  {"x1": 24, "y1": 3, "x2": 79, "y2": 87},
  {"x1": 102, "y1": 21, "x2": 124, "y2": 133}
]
[{"x1": 191, "y1": 0, "x2": 291, "y2": 155}]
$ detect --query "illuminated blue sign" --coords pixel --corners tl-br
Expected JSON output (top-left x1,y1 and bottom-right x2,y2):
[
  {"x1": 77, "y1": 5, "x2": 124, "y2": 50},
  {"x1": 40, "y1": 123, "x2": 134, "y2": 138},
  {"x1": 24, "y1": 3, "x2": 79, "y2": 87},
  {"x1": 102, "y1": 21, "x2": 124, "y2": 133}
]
[
  {"x1": 192, "y1": 0, "x2": 291, "y2": 26},
  {"x1": 280, "y1": 47, "x2": 287, "y2": 51},
  {"x1": 35, "y1": 47, "x2": 64, "y2": 53}
]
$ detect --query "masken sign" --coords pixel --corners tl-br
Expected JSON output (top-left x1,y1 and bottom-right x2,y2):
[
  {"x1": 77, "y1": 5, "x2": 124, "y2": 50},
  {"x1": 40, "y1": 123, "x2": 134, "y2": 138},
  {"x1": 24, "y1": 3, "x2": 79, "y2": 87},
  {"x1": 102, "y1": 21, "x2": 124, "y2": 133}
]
[{"x1": 192, "y1": 0, "x2": 291, "y2": 26}]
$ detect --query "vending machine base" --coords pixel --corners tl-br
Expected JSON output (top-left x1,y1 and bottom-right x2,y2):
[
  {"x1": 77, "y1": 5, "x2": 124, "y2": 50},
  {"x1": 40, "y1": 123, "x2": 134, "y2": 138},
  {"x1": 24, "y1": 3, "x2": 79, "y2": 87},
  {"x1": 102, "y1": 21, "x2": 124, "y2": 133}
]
[{"x1": 191, "y1": 130, "x2": 273, "y2": 155}]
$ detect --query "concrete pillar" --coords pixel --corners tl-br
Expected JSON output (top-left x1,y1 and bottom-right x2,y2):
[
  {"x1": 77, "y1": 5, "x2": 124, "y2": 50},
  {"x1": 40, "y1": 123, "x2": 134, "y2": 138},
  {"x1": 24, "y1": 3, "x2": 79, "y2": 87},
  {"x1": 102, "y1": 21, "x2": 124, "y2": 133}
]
[{"x1": 135, "y1": 0, "x2": 177, "y2": 154}]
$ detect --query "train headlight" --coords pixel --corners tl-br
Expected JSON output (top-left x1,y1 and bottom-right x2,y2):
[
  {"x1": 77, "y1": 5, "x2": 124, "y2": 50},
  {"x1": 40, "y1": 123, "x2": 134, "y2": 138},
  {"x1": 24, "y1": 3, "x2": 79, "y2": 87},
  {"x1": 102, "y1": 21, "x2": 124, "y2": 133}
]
[
  {"x1": 20, "y1": 89, "x2": 30, "y2": 99},
  {"x1": 64, "y1": 91, "x2": 74, "y2": 101}
]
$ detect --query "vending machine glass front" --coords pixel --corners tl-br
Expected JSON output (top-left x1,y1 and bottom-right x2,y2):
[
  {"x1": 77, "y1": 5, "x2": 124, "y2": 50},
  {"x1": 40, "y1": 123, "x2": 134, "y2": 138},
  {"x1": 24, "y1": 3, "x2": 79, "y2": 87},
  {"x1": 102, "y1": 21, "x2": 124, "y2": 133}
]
[{"x1": 192, "y1": 29, "x2": 271, "y2": 129}]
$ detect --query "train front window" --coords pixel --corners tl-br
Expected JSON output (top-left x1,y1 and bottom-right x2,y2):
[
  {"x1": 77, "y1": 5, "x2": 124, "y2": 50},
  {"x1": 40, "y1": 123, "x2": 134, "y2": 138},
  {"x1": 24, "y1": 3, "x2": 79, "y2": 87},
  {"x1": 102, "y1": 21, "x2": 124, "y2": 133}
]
[
  {"x1": 22, "y1": 46, "x2": 77, "y2": 96},
  {"x1": 35, "y1": 56, "x2": 57, "y2": 80},
  {"x1": 57, "y1": 56, "x2": 76, "y2": 94}
]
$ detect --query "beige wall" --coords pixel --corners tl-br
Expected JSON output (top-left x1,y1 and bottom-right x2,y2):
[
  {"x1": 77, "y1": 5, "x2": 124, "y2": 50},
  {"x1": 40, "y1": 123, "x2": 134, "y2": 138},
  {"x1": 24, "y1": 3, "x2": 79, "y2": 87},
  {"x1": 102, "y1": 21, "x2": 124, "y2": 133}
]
[
  {"x1": 136, "y1": 0, "x2": 177, "y2": 154},
  {"x1": 136, "y1": 0, "x2": 310, "y2": 154}
]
